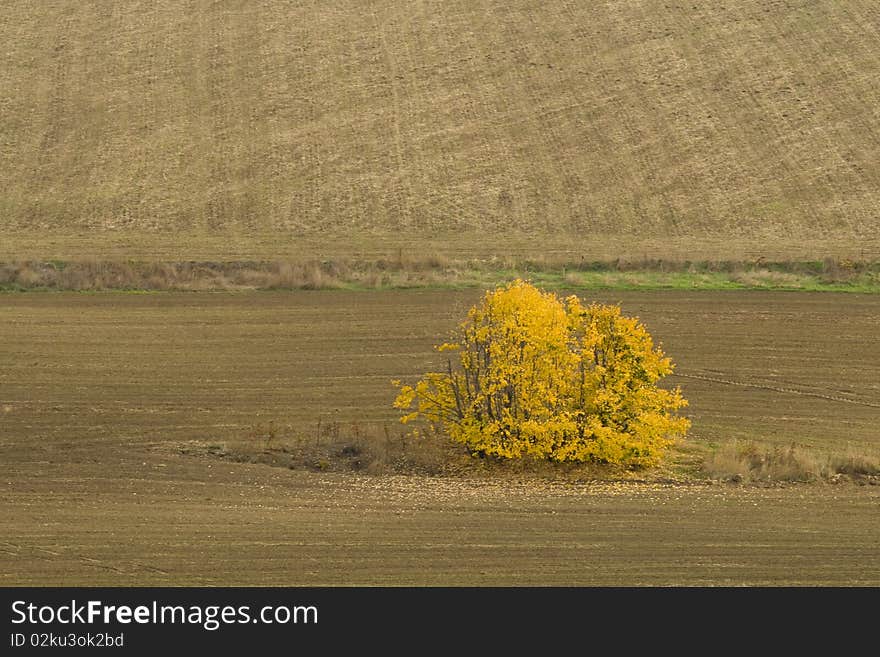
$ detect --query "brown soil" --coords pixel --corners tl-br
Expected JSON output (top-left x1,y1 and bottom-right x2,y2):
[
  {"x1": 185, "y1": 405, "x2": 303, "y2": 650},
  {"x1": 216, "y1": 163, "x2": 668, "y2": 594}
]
[{"x1": 1, "y1": 290, "x2": 878, "y2": 585}]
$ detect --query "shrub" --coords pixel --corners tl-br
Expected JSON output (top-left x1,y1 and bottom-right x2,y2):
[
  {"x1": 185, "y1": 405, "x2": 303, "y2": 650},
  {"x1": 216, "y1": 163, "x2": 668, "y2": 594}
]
[{"x1": 393, "y1": 279, "x2": 689, "y2": 467}]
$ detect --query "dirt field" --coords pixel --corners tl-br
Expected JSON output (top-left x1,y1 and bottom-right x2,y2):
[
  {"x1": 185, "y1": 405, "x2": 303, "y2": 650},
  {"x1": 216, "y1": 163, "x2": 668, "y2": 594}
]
[
  {"x1": 2, "y1": 289, "x2": 878, "y2": 585},
  {"x1": 3, "y1": 1, "x2": 880, "y2": 262}
]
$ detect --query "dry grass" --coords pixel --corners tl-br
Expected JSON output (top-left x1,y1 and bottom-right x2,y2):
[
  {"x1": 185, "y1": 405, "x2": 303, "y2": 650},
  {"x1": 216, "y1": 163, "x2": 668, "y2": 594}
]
[
  {"x1": 0, "y1": 259, "x2": 351, "y2": 291},
  {"x1": 701, "y1": 440, "x2": 880, "y2": 484},
  {"x1": 215, "y1": 421, "x2": 880, "y2": 486},
  {"x1": 2, "y1": 257, "x2": 878, "y2": 291},
  {"x1": 211, "y1": 420, "x2": 632, "y2": 483},
  {"x1": 217, "y1": 421, "x2": 474, "y2": 478},
  {"x1": 2, "y1": 2, "x2": 880, "y2": 263}
]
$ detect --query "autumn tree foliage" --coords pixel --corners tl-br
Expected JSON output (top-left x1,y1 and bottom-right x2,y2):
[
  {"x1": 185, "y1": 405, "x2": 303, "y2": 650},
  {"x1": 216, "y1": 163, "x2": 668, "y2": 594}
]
[{"x1": 393, "y1": 279, "x2": 689, "y2": 467}]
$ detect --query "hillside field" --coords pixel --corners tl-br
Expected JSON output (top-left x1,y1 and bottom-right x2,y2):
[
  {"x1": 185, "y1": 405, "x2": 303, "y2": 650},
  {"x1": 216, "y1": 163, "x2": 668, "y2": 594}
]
[{"x1": 2, "y1": 1, "x2": 880, "y2": 261}]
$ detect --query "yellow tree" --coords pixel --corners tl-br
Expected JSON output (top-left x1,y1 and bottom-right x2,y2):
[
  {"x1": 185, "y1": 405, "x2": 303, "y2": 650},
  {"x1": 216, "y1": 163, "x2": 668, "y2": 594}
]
[{"x1": 393, "y1": 279, "x2": 689, "y2": 467}]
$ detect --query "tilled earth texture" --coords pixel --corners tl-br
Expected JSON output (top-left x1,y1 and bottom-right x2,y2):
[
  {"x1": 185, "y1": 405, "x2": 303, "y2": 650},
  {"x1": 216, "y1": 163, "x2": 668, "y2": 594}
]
[
  {"x1": 3, "y1": 1, "x2": 880, "y2": 262},
  {"x1": 1, "y1": 290, "x2": 878, "y2": 585}
]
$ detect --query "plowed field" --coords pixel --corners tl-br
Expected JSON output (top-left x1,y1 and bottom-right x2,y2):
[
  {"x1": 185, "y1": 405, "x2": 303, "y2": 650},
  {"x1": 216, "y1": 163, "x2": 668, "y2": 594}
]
[{"x1": 2, "y1": 290, "x2": 878, "y2": 585}]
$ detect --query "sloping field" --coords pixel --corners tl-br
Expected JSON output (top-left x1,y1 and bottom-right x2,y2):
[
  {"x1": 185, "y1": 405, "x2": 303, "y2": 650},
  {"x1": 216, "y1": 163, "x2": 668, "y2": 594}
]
[
  {"x1": 2, "y1": 1, "x2": 880, "y2": 260},
  {"x1": 1, "y1": 290, "x2": 878, "y2": 585}
]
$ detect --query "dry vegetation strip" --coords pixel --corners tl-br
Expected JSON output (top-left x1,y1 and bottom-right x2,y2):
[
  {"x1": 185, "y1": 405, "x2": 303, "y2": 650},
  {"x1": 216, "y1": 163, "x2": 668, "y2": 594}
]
[
  {"x1": 2, "y1": 1, "x2": 880, "y2": 260},
  {"x1": 2, "y1": 257, "x2": 879, "y2": 292}
]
